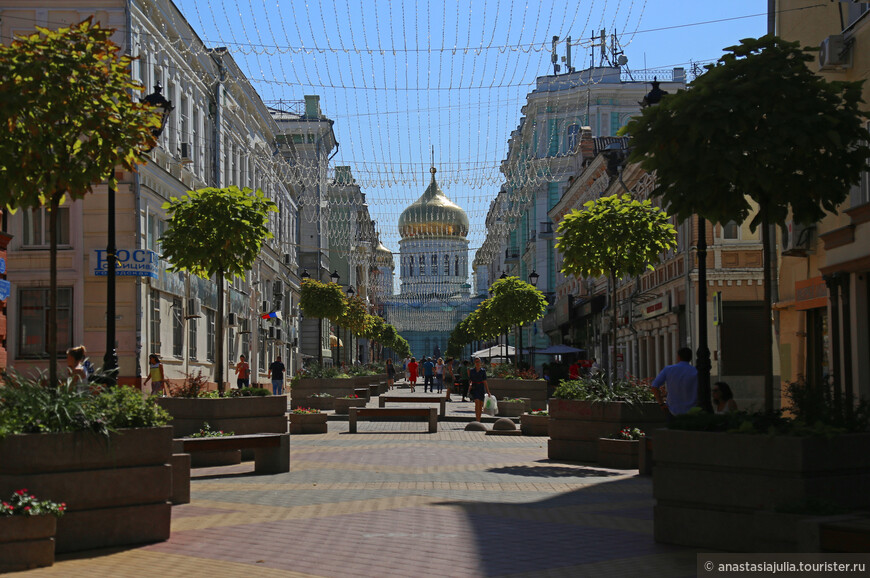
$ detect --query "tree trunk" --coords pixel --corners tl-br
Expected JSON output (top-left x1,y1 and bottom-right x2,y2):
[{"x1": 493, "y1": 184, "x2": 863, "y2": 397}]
[
  {"x1": 610, "y1": 270, "x2": 618, "y2": 387},
  {"x1": 216, "y1": 270, "x2": 225, "y2": 392},
  {"x1": 761, "y1": 213, "x2": 774, "y2": 413},
  {"x1": 48, "y1": 192, "x2": 62, "y2": 386},
  {"x1": 318, "y1": 319, "x2": 323, "y2": 365}
]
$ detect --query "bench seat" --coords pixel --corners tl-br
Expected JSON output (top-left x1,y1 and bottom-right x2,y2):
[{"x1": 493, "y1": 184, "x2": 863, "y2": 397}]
[
  {"x1": 349, "y1": 407, "x2": 438, "y2": 433},
  {"x1": 175, "y1": 433, "x2": 289, "y2": 473},
  {"x1": 379, "y1": 395, "x2": 446, "y2": 417}
]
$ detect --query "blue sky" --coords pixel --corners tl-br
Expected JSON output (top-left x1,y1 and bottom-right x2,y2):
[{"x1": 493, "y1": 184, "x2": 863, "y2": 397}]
[{"x1": 175, "y1": 0, "x2": 768, "y2": 259}]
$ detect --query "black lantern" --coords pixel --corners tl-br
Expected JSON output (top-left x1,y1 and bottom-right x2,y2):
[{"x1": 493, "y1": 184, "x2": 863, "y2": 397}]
[
  {"x1": 300, "y1": 269, "x2": 310, "y2": 280},
  {"x1": 346, "y1": 286, "x2": 355, "y2": 298},
  {"x1": 528, "y1": 270, "x2": 540, "y2": 287},
  {"x1": 499, "y1": 272, "x2": 508, "y2": 279},
  {"x1": 330, "y1": 270, "x2": 340, "y2": 284},
  {"x1": 141, "y1": 83, "x2": 175, "y2": 143}
]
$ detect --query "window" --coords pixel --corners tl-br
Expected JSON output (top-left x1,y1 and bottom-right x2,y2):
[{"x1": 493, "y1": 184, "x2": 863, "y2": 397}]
[
  {"x1": 722, "y1": 221, "x2": 739, "y2": 240},
  {"x1": 431, "y1": 254, "x2": 437, "y2": 275},
  {"x1": 206, "y1": 309, "x2": 215, "y2": 362},
  {"x1": 172, "y1": 298, "x2": 184, "y2": 358},
  {"x1": 419, "y1": 256, "x2": 424, "y2": 275},
  {"x1": 455, "y1": 256, "x2": 460, "y2": 277},
  {"x1": 240, "y1": 318, "x2": 250, "y2": 357},
  {"x1": 18, "y1": 287, "x2": 72, "y2": 358},
  {"x1": 23, "y1": 206, "x2": 70, "y2": 247},
  {"x1": 150, "y1": 290, "x2": 161, "y2": 355},
  {"x1": 852, "y1": 121, "x2": 870, "y2": 208},
  {"x1": 444, "y1": 255, "x2": 450, "y2": 275},
  {"x1": 567, "y1": 124, "x2": 581, "y2": 152},
  {"x1": 258, "y1": 326, "x2": 266, "y2": 370},
  {"x1": 228, "y1": 327, "x2": 235, "y2": 362},
  {"x1": 409, "y1": 256, "x2": 414, "y2": 277},
  {"x1": 188, "y1": 316, "x2": 198, "y2": 360}
]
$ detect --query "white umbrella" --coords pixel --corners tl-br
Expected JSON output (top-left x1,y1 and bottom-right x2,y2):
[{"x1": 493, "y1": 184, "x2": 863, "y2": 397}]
[{"x1": 470, "y1": 345, "x2": 527, "y2": 358}]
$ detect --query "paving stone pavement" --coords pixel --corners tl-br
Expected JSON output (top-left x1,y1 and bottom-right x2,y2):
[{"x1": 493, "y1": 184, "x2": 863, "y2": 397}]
[{"x1": 21, "y1": 415, "x2": 702, "y2": 577}]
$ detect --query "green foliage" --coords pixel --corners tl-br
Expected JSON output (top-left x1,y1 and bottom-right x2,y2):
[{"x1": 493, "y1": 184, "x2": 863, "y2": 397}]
[
  {"x1": 169, "y1": 371, "x2": 210, "y2": 398},
  {"x1": 299, "y1": 280, "x2": 347, "y2": 321},
  {"x1": 0, "y1": 371, "x2": 169, "y2": 438},
  {"x1": 447, "y1": 312, "x2": 477, "y2": 356},
  {"x1": 0, "y1": 18, "x2": 160, "y2": 210},
  {"x1": 488, "y1": 277, "x2": 548, "y2": 328},
  {"x1": 188, "y1": 422, "x2": 234, "y2": 438},
  {"x1": 492, "y1": 364, "x2": 541, "y2": 380},
  {"x1": 614, "y1": 427, "x2": 646, "y2": 440},
  {"x1": 160, "y1": 186, "x2": 276, "y2": 281},
  {"x1": 301, "y1": 363, "x2": 346, "y2": 379},
  {"x1": 626, "y1": 35, "x2": 870, "y2": 231},
  {"x1": 390, "y1": 334, "x2": 412, "y2": 359},
  {"x1": 231, "y1": 387, "x2": 270, "y2": 397},
  {"x1": 1, "y1": 490, "x2": 66, "y2": 517},
  {"x1": 340, "y1": 297, "x2": 369, "y2": 336},
  {"x1": 552, "y1": 375, "x2": 654, "y2": 404},
  {"x1": 556, "y1": 194, "x2": 677, "y2": 280}
]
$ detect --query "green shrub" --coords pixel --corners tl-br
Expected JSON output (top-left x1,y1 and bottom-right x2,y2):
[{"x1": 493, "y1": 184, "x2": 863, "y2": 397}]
[
  {"x1": 552, "y1": 375, "x2": 653, "y2": 404},
  {"x1": 232, "y1": 387, "x2": 270, "y2": 397}
]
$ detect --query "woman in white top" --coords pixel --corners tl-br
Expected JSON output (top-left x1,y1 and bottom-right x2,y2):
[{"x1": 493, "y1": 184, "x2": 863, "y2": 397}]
[
  {"x1": 435, "y1": 357, "x2": 444, "y2": 394},
  {"x1": 712, "y1": 382, "x2": 738, "y2": 414}
]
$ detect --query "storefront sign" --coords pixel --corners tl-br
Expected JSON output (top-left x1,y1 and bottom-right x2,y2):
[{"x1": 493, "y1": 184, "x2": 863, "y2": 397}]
[
  {"x1": 795, "y1": 277, "x2": 828, "y2": 311},
  {"x1": 92, "y1": 249, "x2": 159, "y2": 278},
  {"x1": 641, "y1": 295, "x2": 670, "y2": 319},
  {"x1": 0, "y1": 279, "x2": 10, "y2": 301}
]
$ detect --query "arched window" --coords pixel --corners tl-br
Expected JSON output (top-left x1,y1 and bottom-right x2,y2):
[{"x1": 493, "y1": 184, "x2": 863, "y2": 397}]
[
  {"x1": 409, "y1": 256, "x2": 414, "y2": 277},
  {"x1": 454, "y1": 256, "x2": 460, "y2": 276},
  {"x1": 420, "y1": 256, "x2": 425, "y2": 275},
  {"x1": 444, "y1": 255, "x2": 450, "y2": 275},
  {"x1": 431, "y1": 254, "x2": 437, "y2": 275}
]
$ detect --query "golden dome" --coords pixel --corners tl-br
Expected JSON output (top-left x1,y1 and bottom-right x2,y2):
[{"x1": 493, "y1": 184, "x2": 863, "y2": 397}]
[
  {"x1": 374, "y1": 241, "x2": 394, "y2": 266},
  {"x1": 398, "y1": 168, "x2": 469, "y2": 239}
]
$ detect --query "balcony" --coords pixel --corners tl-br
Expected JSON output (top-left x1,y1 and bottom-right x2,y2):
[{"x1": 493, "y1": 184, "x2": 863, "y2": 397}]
[
  {"x1": 539, "y1": 221, "x2": 555, "y2": 239},
  {"x1": 504, "y1": 249, "x2": 520, "y2": 263}
]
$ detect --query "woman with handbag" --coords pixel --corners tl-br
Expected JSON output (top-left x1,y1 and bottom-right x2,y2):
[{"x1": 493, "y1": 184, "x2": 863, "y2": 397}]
[{"x1": 467, "y1": 357, "x2": 491, "y2": 421}]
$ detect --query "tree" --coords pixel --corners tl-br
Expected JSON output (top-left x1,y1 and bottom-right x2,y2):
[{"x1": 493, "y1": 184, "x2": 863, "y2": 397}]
[
  {"x1": 337, "y1": 296, "x2": 368, "y2": 365},
  {"x1": 625, "y1": 35, "x2": 870, "y2": 411},
  {"x1": 556, "y1": 193, "x2": 677, "y2": 384},
  {"x1": 486, "y1": 276, "x2": 548, "y2": 367},
  {"x1": 299, "y1": 280, "x2": 347, "y2": 365},
  {"x1": 160, "y1": 186, "x2": 276, "y2": 391},
  {"x1": 0, "y1": 19, "x2": 160, "y2": 385}
]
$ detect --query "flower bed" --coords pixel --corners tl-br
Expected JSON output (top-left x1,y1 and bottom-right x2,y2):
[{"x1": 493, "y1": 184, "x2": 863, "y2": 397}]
[
  {"x1": 520, "y1": 411, "x2": 549, "y2": 436},
  {"x1": 497, "y1": 398, "x2": 531, "y2": 417},
  {"x1": 333, "y1": 396, "x2": 367, "y2": 415},
  {"x1": 0, "y1": 490, "x2": 65, "y2": 572},
  {"x1": 156, "y1": 395, "x2": 288, "y2": 437},
  {"x1": 487, "y1": 379, "x2": 547, "y2": 410}
]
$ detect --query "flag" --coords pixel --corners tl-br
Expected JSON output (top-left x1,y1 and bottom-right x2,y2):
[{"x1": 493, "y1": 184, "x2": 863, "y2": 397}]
[{"x1": 261, "y1": 311, "x2": 282, "y2": 320}]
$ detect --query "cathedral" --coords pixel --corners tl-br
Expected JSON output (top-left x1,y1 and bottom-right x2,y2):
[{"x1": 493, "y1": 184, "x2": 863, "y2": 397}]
[{"x1": 380, "y1": 167, "x2": 482, "y2": 359}]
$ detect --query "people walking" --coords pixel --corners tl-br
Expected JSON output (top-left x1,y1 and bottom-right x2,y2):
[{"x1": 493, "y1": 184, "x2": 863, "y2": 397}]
[
  {"x1": 444, "y1": 358, "x2": 455, "y2": 401},
  {"x1": 650, "y1": 347, "x2": 698, "y2": 417},
  {"x1": 235, "y1": 355, "x2": 250, "y2": 389},
  {"x1": 269, "y1": 356, "x2": 286, "y2": 396},
  {"x1": 66, "y1": 345, "x2": 88, "y2": 391},
  {"x1": 458, "y1": 359, "x2": 470, "y2": 402},
  {"x1": 712, "y1": 381, "x2": 738, "y2": 414},
  {"x1": 407, "y1": 357, "x2": 419, "y2": 392},
  {"x1": 422, "y1": 357, "x2": 435, "y2": 393},
  {"x1": 403, "y1": 356, "x2": 411, "y2": 385},
  {"x1": 143, "y1": 354, "x2": 167, "y2": 396},
  {"x1": 386, "y1": 358, "x2": 396, "y2": 390},
  {"x1": 467, "y1": 357, "x2": 492, "y2": 421},
  {"x1": 435, "y1": 357, "x2": 444, "y2": 394}
]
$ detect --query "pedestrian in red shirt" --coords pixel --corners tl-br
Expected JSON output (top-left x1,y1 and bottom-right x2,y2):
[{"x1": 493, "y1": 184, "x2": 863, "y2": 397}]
[{"x1": 407, "y1": 357, "x2": 419, "y2": 393}]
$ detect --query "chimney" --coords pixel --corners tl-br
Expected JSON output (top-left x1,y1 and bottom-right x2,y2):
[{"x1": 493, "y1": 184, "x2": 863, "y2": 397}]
[
  {"x1": 304, "y1": 95, "x2": 321, "y2": 119},
  {"x1": 673, "y1": 67, "x2": 686, "y2": 84},
  {"x1": 579, "y1": 126, "x2": 594, "y2": 159}
]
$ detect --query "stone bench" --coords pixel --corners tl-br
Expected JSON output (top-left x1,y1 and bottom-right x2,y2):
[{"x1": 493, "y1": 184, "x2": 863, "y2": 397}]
[
  {"x1": 348, "y1": 407, "x2": 438, "y2": 433},
  {"x1": 379, "y1": 395, "x2": 446, "y2": 417},
  {"x1": 174, "y1": 433, "x2": 289, "y2": 474}
]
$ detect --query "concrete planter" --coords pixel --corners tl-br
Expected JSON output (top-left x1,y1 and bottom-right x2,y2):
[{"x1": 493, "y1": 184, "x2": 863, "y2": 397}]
[
  {"x1": 333, "y1": 397, "x2": 368, "y2": 415},
  {"x1": 497, "y1": 400, "x2": 529, "y2": 417},
  {"x1": 547, "y1": 399, "x2": 665, "y2": 462},
  {"x1": 156, "y1": 396, "x2": 288, "y2": 437},
  {"x1": 289, "y1": 412, "x2": 328, "y2": 434},
  {"x1": 488, "y1": 379, "x2": 548, "y2": 410},
  {"x1": 597, "y1": 438, "x2": 640, "y2": 469},
  {"x1": 291, "y1": 378, "x2": 357, "y2": 409},
  {"x1": 0, "y1": 427, "x2": 173, "y2": 553},
  {"x1": 653, "y1": 429, "x2": 870, "y2": 551},
  {"x1": 520, "y1": 413, "x2": 550, "y2": 436},
  {"x1": 0, "y1": 515, "x2": 57, "y2": 572},
  {"x1": 303, "y1": 396, "x2": 335, "y2": 411}
]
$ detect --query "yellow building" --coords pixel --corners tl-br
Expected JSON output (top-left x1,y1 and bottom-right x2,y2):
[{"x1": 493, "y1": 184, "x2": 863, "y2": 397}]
[{"x1": 775, "y1": 1, "x2": 870, "y2": 402}]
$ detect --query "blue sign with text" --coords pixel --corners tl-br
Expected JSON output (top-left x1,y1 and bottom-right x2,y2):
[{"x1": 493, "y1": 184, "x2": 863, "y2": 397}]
[
  {"x1": 0, "y1": 279, "x2": 10, "y2": 301},
  {"x1": 92, "y1": 249, "x2": 159, "y2": 278}
]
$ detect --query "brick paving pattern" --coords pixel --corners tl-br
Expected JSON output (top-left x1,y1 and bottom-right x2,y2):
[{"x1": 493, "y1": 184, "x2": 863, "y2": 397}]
[{"x1": 19, "y1": 392, "x2": 702, "y2": 577}]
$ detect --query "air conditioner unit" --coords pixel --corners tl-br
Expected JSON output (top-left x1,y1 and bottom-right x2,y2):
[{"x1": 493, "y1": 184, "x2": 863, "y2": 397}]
[
  {"x1": 179, "y1": 142, "x2": 193, "y2": 163},
  {"x1": 273, "y1": 280, "x2": 284, "y2": 295},
  {"x1": 283, "y1": 253, "x2": 292, "y2": 266},
  {"x1": 187, "y1": 298, "x2": 201, "y2": 318},
  {"x1": 227, "y1": 312, "x2": 238, "y2": 327},
  {"x1": 782, "y1": 220, "x2": 813, "y2": 256},
  {"x1": 819, "y1": 35, "x2": 848, "y2": 70}
]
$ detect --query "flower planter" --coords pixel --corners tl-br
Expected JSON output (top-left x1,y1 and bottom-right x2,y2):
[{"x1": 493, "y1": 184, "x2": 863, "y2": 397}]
[
  {"x1": 547, "y1": 399, "x2": 666, "y2": 463},
  {"x1": 488, "y1": 379, "x2": 548, "y2": 410},
  {"x1": 303, "y1": 396, "x2": 335, "y2": 411},
  {"x1": 0, "y1": 427, "x2": 173, "y2": 553},
  {"x1": 653, "y1": 429, "x2": 870, "y2": 552},
  {"x1": 0, "y1": 515, "x2": 57, "y2": 572},
  {"x1": 289, "y1": 413, "x2": 328, "y2": 434},
  {"x1": 156, "y1": 396, "x2": 288, "y2": 437},
  {"x1": 520, "y1": 414, "x2": 550, "y2": 436},
  {"x1": 597, "y1": 438, "x2": 640, "y2": 469},
  {"x1": 497, "y1": 400, "x2": 528, "y2": 417},
  {"x1": 333, "y1": 398, "x2": 368, "y2": 415}
]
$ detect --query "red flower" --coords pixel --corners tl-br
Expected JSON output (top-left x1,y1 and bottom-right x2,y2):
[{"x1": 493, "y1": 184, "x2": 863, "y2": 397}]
[
  {"x1": 15, "y1": 489, "x2": 27, "y2": 495},
  {"x1": 23, "y1": 506, "x2": 31, "y2": 511}
]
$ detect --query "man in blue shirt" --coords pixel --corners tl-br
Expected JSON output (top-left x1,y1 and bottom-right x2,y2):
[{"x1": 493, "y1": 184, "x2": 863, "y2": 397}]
[
  {"x1": 651, "y1": 347, "x2": 698, "y2": 416},
  {"x1": 422, "y1": 357, "x2": 435, "y2": 393}
]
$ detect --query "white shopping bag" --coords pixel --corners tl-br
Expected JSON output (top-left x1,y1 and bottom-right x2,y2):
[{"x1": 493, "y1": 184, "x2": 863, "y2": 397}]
[{"x1": 483, "y1": 393, "x2": 498, "y2": 416}]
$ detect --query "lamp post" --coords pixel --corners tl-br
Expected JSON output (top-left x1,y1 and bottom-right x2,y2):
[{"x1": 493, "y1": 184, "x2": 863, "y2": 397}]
[
  {"x1": 498, "y1": 271, "x2": 508, "y2": 360},
  {"x1": 105, "y1": 83, "x2": 173, "y2": 378},
  {"x1": 346, "y1": 286, "x2": 355, "y2": 366},
  {"x1": 526, "y1": 271, "x2": 539, "y2": 369},
  {"x1": 330, "y1": 270, "x2": 340, "y2": 366}
]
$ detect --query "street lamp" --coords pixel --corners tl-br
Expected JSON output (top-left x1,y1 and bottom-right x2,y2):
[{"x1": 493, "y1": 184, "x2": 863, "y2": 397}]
[
  {"x1": 528, "y1": 270, "x2": 539, "y2": 287},
  {"x1": 500, "y1": 271, "x2": 508, "y2": 280},
  {"x1": 330, "y1": 270, "x2": 340, "y2": 284},
  {"x1": 346, "y1": 286, "x2": 355, "y2": 298},
  {"x1": 345, "y1": 286, "x2": 355, "y2": 365},
  {"x1": 104, "y1": 84, "x2": 173, "y2": 377},
  {"x1": 300, "y1": 269, "x2": 310, "y2": 280}
]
